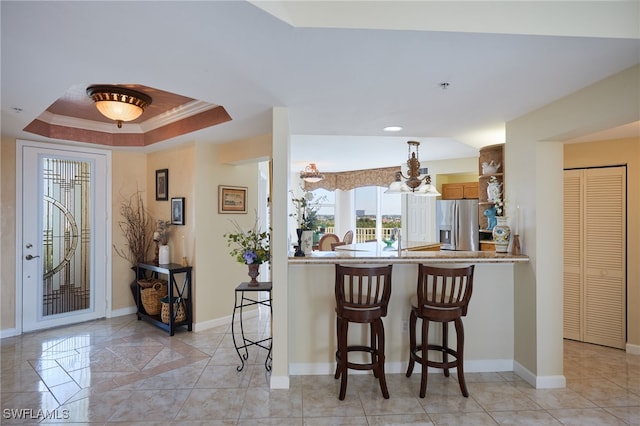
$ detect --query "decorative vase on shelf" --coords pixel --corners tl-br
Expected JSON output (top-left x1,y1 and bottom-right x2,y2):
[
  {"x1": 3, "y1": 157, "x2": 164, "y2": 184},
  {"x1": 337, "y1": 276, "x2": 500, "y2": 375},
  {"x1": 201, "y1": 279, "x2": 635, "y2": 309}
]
[
  {"x1": 487, "y1": 179, "x2": 502, "y2": 202},
  {"x1": 158, "y1": 245, "x2": 170, "y2": 264},
  {"x1": 492, "y1": 217, "x2": 511, "y2": 253},
  {"x1": 294, "y1": 228, "x2": 305, "y2": 257},
  {"x1": 301, "y1": 230, "x2": 314, "y2": 255},
  {"x1": 247, "y1": 263, "x2": 260, "y2": 285}
]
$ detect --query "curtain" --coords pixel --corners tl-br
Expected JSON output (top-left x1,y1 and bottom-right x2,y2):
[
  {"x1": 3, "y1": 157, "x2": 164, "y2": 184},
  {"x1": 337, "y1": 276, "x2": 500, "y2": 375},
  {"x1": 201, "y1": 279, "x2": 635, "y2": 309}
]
[{"x1": 304, "y1": 166, "x2": 400, "y2": 191}]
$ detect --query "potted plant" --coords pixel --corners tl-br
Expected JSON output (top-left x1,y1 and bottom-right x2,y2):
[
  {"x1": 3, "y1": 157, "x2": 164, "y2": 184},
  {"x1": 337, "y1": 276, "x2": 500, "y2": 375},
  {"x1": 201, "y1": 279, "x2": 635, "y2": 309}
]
[
  {"x1": 153, "y1": 219, "x2": 172, "y2": 264},
  {"x1": 224, "y1": 218, "x2": 270, "y2": 285},
  {"x1": 290, "y1": 189, "x2": 325, "y2": 255}
]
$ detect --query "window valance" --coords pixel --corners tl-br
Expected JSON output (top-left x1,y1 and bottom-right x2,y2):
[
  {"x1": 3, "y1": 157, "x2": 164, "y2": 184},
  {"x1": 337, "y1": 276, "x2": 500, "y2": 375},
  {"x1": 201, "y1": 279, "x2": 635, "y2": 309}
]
[{"x1": 303, "y1": 166, "x2": 400, "y2": 191}]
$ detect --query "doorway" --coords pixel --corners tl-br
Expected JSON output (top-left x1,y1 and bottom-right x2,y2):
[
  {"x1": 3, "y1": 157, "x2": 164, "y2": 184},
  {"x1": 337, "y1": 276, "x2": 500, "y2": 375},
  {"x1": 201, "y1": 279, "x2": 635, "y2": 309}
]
[
  {"x1": 17, "y1": 141, "x2": 111, "y2": 332},
  {"x1": 563, "y1": 165, "x2": 627, "y2": 349}
]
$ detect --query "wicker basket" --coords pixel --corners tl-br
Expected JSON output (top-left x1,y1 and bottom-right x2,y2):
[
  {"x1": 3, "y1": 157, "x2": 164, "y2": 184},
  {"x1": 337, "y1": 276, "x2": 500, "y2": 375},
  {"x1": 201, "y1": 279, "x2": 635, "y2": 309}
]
[
  {"x1": 139, "y1": 281, "x2": 167, "y2": 315},
  {"x1": 160, "y1": 296, "x2": 186, "y2": 324}
]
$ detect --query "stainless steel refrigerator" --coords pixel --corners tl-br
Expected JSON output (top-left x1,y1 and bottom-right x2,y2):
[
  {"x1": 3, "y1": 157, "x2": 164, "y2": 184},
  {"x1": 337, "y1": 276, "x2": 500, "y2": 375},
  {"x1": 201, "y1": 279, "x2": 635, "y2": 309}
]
[{"x1": 436, "y1": 199, "x2": 479, "y2": 251}]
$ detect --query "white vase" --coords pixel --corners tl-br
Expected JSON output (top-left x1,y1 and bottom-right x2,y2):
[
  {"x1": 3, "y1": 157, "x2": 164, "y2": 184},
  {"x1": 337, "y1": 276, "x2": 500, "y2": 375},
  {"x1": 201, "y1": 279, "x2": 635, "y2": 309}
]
[
  {"x1": 487, "y1": 180, "x2": 502, "y2": 202},
  {"x1": 492, "y1": 217, "x2": 511, "y2": 253},
  {"x1": 158, "y1": 245, "x2": 170, "y2": 264},
  {"x1": 301, "y1": 230, "x2": 314, "y2": 255}
]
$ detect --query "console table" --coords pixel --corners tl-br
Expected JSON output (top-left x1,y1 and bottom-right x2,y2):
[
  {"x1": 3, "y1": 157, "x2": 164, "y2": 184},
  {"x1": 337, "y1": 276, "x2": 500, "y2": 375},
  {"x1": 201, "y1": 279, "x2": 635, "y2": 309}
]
[
  {"x1": 135, "y1": 262, "x2": 192, "y2": 336},
  {"x1": 232, "y1": 281, "x2": 272, "y2": 371}
]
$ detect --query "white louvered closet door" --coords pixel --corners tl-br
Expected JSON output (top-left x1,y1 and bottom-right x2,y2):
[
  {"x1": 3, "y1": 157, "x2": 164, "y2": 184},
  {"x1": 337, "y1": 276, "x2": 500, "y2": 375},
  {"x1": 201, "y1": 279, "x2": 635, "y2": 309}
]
[
  {"x1": 563, "y1": 167, "x2": 626, "y2": 349},
  {"x1": 563, "y1": 170, "x2": 583, "y2": 341}
]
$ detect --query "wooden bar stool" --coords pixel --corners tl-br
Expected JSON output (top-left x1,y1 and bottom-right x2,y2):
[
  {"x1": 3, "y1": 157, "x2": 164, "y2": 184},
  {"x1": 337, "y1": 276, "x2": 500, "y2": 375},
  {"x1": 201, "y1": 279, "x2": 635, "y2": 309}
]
[
  {"x1": 406, "y1": 264, "x2": 474, "y2": 398},
  {"x1": 334, "y1": 264, "x2": 393, "y2": 400}
]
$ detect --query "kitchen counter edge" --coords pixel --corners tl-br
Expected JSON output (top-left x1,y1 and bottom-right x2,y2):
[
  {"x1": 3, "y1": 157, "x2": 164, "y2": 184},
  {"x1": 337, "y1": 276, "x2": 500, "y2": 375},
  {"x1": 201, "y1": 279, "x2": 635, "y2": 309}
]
[{"x1": 288, "y1": 251, "x2": 529, "y2": 264}]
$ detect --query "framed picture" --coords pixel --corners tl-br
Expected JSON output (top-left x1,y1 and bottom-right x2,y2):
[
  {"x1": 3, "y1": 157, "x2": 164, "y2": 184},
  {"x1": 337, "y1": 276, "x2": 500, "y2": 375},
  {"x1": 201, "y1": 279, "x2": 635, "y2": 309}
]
[
  {"x1": 218, "y1": 185, "x2": 247, "y2": 214},
  {"x1": 156, "y1": 169, "x2": 169, "y2": 201},
  {"x1": 171, "y1": 197, "x2": 185, "y2": 225}
]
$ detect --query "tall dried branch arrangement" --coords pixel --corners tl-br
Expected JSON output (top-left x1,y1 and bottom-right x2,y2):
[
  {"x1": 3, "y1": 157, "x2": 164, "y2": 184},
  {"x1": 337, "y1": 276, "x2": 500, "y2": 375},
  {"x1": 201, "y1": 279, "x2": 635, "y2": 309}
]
[{"x1": 114, "y1": 189, "x2": 154, "y2": 265}]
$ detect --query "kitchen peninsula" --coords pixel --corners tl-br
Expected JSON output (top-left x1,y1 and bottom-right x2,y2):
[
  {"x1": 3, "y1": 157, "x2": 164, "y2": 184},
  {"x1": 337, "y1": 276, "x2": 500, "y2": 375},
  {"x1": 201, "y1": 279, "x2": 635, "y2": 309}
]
[{"x1": 287, "y1": 243, "x2": 528, "y2": 377}]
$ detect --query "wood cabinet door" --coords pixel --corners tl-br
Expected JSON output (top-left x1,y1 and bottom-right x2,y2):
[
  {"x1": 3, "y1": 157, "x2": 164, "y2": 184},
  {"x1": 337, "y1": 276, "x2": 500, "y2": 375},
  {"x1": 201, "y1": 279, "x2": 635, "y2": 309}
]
[
  {"x1": 463, "y1": 182, "x2": 479, "y2": 199},
  {"x1": 441, "y1": 184, "x2": 463, "y2": 200}
]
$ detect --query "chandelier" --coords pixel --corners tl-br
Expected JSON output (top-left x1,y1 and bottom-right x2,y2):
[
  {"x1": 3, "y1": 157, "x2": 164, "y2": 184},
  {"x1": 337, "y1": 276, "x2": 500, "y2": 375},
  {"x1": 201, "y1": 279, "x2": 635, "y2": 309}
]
[
  {"x1": 385, "y1": 141, "x2": 441, "y2": 196},
  {"x1": 86, "y1": 85, "x2": 152, "y2": 128},
  {"x1": 300, "y1": 163, "x2": 324, "y2": 183}
]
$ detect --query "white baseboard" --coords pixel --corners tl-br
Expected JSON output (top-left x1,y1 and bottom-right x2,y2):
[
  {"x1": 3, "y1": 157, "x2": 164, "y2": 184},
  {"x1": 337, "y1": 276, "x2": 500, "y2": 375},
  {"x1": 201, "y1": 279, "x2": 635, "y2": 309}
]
[
  {"x1": 0, "y1": 328, "x2": 20, "y2": 339},
  {"x1": 513, "y1": 361, "x2": 566, "y2": 389},
  {"x1": 193, "y1": 314, "x2": 233, "y2": 332},
  {"x1": 290, "y1": 359, "x2": 514, "y2": 376},
  {"x1": 626, "y1": 342, "x2": 640, "y2": 355},
  {"x1": 270, "y1": 375, "x2": 290, "y2": 389},
  {"x1": 110, "y1": 306, "x2": 137, "y2": 317}
]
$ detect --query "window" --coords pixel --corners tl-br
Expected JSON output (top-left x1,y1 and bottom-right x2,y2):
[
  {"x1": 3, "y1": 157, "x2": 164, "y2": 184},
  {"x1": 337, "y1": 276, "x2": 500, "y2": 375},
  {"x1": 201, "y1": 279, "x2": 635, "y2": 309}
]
[
  {"x1": 310, "y1": 188, "x2": 335, "y2": 232},
  {"x1": 354, "y1": 186, "x2": 401, "y2": 242}
]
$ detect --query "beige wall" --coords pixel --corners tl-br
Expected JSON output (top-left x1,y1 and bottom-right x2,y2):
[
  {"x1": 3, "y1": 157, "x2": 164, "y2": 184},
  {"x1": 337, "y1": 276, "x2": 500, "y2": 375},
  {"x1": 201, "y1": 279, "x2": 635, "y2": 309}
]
[
  {"x1": 564, "y1": 137, "x2": 640, "y2": 347},
  {"x1": 508, "y1": 64, "x2": 639, "y2": 384},
  {"x1": 111, "y1": 151, "x2": 148, "y2": 311},
  {"x1": 1, "y1": 136, "x2": 267, "y2": 334},
  {"x1": 146, "y1": 144, "x2": 196, "y2": 265},
  {"x1": 193, "y1": 141, "x2": 264, "y2": 325},
  {"x1": 1, "y1": 137, "x2": 17, "y2": 330}
]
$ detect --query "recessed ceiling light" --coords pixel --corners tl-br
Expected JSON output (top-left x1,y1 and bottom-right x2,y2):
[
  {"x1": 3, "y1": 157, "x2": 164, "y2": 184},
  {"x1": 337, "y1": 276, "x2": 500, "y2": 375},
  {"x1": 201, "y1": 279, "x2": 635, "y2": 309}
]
[{"x1": 383, "y1": 126, "x2": 403, "y2": 132}]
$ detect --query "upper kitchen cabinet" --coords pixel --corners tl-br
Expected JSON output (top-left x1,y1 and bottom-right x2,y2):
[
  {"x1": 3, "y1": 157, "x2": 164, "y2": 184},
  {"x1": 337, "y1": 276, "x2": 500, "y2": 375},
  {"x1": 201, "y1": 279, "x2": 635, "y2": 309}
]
[
  {"x1": 441, "y1": 182, "x2": 479, "y2": 200},
  {"x1": 478, "y1": 143, "x2": 504, "y2": 232}
]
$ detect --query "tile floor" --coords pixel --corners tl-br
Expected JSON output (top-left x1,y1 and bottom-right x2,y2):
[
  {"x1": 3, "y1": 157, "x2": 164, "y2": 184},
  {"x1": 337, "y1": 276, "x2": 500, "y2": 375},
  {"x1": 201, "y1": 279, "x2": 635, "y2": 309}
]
[{"x1": 1, "y1": 312, "x2": 639, "y2": 425}]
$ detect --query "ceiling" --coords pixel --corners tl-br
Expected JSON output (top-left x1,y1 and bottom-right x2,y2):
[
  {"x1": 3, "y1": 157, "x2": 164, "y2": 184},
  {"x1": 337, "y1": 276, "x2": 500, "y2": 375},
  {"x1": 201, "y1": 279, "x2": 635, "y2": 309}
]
[{"x1": 1, "y1": 1, "x2": 638, "y2": 173}]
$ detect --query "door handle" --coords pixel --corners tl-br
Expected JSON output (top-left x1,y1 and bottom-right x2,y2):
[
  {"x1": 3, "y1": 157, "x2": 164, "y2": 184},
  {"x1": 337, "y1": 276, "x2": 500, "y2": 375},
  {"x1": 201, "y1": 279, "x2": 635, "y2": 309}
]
[{"x1": 25, "y1": 254, "x2": 40, "y2": 260}]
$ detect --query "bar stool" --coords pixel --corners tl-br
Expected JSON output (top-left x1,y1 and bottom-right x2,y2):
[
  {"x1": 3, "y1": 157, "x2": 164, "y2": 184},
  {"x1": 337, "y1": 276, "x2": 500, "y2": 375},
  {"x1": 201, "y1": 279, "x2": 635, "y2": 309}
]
[
  {"x1": 334, "y1": 264, "x2": 393, "y2": 400},
  {"x1": 406, "y1": 264, "x2": 475, "y2": 398}
]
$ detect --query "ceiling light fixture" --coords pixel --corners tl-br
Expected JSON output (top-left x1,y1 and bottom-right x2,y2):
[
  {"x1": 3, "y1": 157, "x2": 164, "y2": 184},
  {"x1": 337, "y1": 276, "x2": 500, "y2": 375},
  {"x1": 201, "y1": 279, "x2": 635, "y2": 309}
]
[
  {"x1": 383, "y1": 126, "x2": 403, "y2": 132},
  {"x1": 86, "y1": 85, "x2": 152, "y2": 128},
  {"x1": 385, "y1": 141, "x2": 441, "y2": 196},
  {"x1": 300, "y1": 163, "x2": 324, "y2": 183}
]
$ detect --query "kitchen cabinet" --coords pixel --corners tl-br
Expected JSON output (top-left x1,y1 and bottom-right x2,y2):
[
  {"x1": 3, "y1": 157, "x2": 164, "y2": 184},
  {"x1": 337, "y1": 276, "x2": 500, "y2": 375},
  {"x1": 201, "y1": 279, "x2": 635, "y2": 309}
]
[{"x1": 441, "y1": 182, "x2": 478, "y2": 200}]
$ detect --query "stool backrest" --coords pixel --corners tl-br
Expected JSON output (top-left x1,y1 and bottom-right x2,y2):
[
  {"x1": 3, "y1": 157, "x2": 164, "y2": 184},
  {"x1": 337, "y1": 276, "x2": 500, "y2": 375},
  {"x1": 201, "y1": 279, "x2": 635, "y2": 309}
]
[
  {"x1": 335, "y1": 264, "x2": 393, "y2": 319},
  {"x1": 416, "y1": 264, "x2": 474, "y2": 317}
]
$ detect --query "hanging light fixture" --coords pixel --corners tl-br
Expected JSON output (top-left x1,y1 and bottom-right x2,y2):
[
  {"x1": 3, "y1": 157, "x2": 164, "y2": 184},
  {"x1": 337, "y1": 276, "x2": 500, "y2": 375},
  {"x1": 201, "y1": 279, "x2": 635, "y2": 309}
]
[
  {"x1": 300, "y1": 163, "x2": 324, "y2": 183},
  {"x1": 86, "y1": 85, "x2": 152, "y2": 128},
  {"x1": 385, "y1": 141, "x2": 441, "y2": 196}
]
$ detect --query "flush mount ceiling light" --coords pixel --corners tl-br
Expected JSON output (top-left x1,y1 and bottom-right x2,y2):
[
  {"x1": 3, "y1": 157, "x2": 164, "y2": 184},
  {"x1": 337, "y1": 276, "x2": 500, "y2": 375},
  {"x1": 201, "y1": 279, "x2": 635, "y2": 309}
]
[
  {"x1": 385, "y1": 141, "x2": 441, "y2": 196},
  {"x1": 300, "y1": 163, "x2": 324, "y2": 183},
  {"x1": 383, "y1": 126, "x2": 403, "y2": 132},
  {"x1": 86, "y1": 85, "x2": 152, "y2": 128}
]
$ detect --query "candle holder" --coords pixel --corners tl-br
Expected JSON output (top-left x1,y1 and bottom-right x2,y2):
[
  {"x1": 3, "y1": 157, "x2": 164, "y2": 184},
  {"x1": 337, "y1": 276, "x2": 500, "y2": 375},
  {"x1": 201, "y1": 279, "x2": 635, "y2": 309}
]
[
  {"x1": 181, "y1": 256, "x2": 188, "y2": 266},
  {"x1": 511, "y1": 234, "x2": 521, "y2": 255},
  {"x1": 294, "y1": 228, "x2": 305, "y2": 257}
]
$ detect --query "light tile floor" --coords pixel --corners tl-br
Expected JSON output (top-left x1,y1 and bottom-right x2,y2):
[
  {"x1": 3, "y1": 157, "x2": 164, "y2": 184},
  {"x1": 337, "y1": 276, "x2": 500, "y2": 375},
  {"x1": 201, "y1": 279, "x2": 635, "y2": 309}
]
[{"x1": 2, "y1": 312, "x2": 639, "y2": 425}]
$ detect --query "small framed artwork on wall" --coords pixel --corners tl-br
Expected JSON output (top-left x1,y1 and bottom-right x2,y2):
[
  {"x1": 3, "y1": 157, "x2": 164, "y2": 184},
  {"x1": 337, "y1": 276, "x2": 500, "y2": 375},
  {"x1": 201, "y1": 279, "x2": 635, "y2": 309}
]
[
  {"x1": 171, "y1": 197, "x2": 185, "y2": 225},
  {"x1": 218, "y1": 185, "x2": 247, "y2": 214},
  {"x1": 156, "y1": 169, "x2": 169, "y2": 201}
]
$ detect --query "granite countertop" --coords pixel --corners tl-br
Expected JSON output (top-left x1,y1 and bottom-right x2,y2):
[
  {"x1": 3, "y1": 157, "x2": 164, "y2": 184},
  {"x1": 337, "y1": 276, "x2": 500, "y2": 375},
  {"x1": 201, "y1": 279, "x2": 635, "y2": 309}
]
[{"x1": 289, "y1": 241, "x2": 528, "y2": 264}]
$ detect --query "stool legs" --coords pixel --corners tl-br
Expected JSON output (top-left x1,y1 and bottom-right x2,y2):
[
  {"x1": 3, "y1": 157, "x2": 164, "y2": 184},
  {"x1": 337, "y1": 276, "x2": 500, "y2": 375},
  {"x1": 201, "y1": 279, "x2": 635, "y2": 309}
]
[
  {"x1": 455, "y1": 317, "x2": 469, "y2": 397},
  {"x1": 406, "y1": 313, "x2": 469, "y2": 398},
  {"x1": 334, "y1": 318, "x2": 389, "y2": 400}
]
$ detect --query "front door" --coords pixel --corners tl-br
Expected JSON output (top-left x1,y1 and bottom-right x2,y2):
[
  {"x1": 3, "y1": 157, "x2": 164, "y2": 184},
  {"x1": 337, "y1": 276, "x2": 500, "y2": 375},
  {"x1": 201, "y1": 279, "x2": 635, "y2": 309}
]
[{"x1": 18, "y1": 141, "x2": 110, "y2": 332}]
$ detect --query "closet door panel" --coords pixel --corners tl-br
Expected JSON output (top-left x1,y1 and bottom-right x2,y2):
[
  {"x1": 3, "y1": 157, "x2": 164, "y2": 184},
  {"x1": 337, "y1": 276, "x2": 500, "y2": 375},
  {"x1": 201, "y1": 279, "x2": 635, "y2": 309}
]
[
  {"x1": 563, "y1": 170, "x2": 583, "y2": 341},
  {"x1": 583, "y1": 167, "x2": 626, "y2": 349}
]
